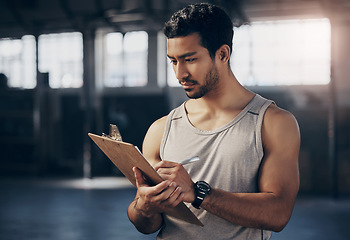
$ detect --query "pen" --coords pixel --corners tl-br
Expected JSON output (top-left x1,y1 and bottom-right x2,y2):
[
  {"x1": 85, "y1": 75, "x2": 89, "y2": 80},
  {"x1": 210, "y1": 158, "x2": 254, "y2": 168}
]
[{"x1": 180, "y1": 156, "x2": 200, "y2": 165}]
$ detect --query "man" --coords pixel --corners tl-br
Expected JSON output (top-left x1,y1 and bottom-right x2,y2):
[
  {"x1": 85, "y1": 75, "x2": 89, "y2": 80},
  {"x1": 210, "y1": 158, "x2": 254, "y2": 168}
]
[{"x1": 128, "y1": 3, "x2": 300, "y2": 239}]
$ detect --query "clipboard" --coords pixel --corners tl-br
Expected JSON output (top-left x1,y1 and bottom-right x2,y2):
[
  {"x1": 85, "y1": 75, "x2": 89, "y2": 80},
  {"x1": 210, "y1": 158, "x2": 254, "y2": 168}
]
[{"x1": 88, "y1": 125, "x2": 203, "y2": 226}]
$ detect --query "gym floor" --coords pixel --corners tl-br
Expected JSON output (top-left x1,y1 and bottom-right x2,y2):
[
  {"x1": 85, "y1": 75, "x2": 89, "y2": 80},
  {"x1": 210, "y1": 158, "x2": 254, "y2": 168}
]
[{"x1": 1, "y1": 177, "x2": 349, "y2": 240}]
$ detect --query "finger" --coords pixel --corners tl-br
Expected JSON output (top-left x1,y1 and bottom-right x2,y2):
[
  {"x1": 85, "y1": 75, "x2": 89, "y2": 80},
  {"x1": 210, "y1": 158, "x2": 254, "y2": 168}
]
[
  {"x1": 154, "y1": 160, "x2": 179, "y2": 171},
  {"x1": 169, "y1": 186, "x2": 182, "y2": 198},
  {"x1": 156, "y1": 182, "x2": 178, "y2": 200},
  {"x1": 171, "y1": 192, "x2": 185, "y2": 207},
  {"x1": 157, "y1": 168, "x2": 172, "y2": 178},
  {"x1": 133, "y1": 167, "x2": 146, "y2": 188},
  {"x1": 157, "y1": 171, "x2": 177, "y2": 183},
  {"x1": 162, "y1": 186, "x2": 184, "y2": 207},
  {"x1": 146, "y1": 180, "x2": 175, "y2": 198},
  {"x1": 157, "y1": 164, "x2": 183, "y2": 181},
  {"x1": 134, "y1": 166, "x2": 172, "y2": 193}
]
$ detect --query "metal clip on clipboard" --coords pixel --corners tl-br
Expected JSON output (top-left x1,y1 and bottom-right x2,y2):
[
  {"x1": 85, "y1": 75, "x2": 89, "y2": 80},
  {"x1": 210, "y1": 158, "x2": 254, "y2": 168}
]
[{"x1": 102, "y1": 124, "x2": 123, "y2": 141}]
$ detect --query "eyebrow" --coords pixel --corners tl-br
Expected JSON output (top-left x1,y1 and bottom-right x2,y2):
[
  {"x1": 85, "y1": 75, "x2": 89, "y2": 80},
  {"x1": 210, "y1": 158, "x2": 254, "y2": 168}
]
[{"x1": 167, "y1": 51, "x2": 197, "y2": 59}]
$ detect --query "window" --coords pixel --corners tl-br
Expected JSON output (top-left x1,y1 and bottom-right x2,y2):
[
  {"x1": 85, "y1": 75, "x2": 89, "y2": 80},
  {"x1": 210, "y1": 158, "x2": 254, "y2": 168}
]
[
  {"x1": 38, "y1": 32, "x2": 83, "y2": 88},
  {"x1": 166, "y1": 18, "x2": 331, "y2": 86},
  {"x1": 232, "y1": 18, "x2": 331, "y2": 86},
  {"x1": 0, "y1": 32, "x2": 83, "y2": 89},
  {"x1": 102, "y1": 31, "x2": 148, "y2": 87},
  {"x1": 104, "y1": 32, "x2": 123, "y2": 87},
  {"x1": 0, "y1": 35, "x2": 36, "y2": 89}
]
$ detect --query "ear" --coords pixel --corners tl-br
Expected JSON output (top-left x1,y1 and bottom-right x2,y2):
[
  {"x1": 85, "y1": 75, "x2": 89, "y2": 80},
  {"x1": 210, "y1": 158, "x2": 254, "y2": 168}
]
[{"x1": 216, "y1": 44, "x2": 231, "y2": 63}]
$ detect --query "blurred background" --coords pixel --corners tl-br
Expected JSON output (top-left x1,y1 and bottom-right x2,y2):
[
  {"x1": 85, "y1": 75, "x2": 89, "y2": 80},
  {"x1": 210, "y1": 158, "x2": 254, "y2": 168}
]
[{"x1": 0, "y1": 0, "x2": 349, "y2": 239}]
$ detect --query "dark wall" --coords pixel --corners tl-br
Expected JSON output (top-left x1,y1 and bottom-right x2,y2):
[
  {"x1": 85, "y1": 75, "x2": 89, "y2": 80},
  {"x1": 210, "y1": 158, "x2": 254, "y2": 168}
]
[
  {"x1": 0, "y1": 90, "x2": 169, "y2": 177},
  {"x1": 91, "y1": 94, "x2": 169, "y2": 176},
  {"x1": 0, "y1": 89, "x2": 37, "y2": 175}
]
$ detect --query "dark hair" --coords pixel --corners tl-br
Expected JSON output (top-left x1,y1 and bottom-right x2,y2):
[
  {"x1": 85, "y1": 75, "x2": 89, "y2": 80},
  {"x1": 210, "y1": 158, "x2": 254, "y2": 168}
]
[
  {"x1": 0, "y1": 73, "x2": 8, "y2": 89},
  {"x1": 164, "y1": 3, "x2": 234, "y2": 59}
]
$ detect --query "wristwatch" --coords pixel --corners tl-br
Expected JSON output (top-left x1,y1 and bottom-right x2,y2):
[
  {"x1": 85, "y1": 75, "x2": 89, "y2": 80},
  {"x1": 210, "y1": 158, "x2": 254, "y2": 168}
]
[{"x1": 192, "y1": 181, "x2": 211, "y2": 209}]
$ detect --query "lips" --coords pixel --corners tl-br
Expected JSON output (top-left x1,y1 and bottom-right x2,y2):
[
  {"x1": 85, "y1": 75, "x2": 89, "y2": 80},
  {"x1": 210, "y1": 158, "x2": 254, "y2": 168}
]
[{"x1": 179, "y1": 80, "x2": 196, "y2": 90}]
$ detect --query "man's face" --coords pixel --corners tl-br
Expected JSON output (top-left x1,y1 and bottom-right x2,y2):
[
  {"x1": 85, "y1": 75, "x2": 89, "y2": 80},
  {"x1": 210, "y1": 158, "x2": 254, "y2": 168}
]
[{"x1": 167, "y1": 33, "x2": 219, "y2": 99}]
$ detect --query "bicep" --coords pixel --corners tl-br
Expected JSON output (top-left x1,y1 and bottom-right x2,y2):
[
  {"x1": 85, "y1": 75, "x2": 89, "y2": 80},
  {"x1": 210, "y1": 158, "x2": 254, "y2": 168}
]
[
  {"x1": 259, "y1": 107, "x2": 300, "y2": 202},
  {"x1": 142, "y1": 116, "x2": 167, "y2": 167}
]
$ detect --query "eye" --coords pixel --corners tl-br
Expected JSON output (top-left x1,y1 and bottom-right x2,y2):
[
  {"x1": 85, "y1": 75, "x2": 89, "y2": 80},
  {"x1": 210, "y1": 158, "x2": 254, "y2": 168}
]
[
  {"x1": 169, "y1": 59, "x2": 177, "y2": 65},
  {"x1": 185, "y1": 58, "x2": 196, "y2": 63}
]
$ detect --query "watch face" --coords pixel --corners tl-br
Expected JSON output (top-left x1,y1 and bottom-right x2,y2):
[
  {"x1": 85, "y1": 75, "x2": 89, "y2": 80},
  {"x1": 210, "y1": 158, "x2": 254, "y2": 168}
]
[
  {"x1": 197, "y1": 181, "x2": 211, "y2": 192},
  {"x1": 192, "y1": 181, "x2": 211, "y2": 209}
]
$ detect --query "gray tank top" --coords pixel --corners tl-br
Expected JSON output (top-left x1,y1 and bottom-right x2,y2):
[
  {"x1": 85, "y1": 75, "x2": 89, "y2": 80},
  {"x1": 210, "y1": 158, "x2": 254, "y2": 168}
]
[{"x1": 158, "y1": 94, "x2": 273, "y2": 240}]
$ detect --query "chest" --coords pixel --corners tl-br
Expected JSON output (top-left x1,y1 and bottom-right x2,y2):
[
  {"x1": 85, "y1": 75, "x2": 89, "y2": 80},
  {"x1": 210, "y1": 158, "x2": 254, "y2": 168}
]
[
  {"x1": 162, "y1": 116, "x2": 262, "y2": 192},
  {"x1": 186, "y1": 111, "x2": 242, "y2": 131}
]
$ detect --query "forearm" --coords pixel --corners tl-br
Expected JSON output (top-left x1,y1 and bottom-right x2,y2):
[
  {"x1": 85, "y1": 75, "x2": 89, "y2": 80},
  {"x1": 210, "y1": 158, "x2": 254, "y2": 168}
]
[
  {"x1": 201, "y1": 188, "x2": 295, "y2": 232},
  {"x1": 127, "y1": 198, "x2": 163, "y2": 234}
]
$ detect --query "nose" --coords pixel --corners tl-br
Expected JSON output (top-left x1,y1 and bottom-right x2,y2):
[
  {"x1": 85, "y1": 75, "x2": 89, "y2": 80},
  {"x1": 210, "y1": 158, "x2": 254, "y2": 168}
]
[{"x1": 174, "y1": 62, "x2": 189, "y2": 81}]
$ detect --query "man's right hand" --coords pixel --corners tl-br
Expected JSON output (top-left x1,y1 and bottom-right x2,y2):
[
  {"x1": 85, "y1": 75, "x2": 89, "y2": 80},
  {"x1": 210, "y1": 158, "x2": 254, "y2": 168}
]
[{"x1": 133, "y1": 167, "x2": 184, "y2": 217}]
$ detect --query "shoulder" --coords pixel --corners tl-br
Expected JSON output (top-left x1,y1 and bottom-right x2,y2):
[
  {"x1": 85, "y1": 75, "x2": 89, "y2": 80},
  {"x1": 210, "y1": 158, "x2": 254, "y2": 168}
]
[
  {"x1": 146, "y1": 115, "x2": 168, "y2": 138},
  {"x1": 142, "y1": 115, "x2": 168, "y2": 166},
  {"x1": 262, "y1": 104, "x2": 300, "y2": 151},
  {"x1": 264, "y1": 104, "x2": 299, "y2": 131},
  {"x1": 144, "y1": 102, "x2": 184, "y2": 148}
]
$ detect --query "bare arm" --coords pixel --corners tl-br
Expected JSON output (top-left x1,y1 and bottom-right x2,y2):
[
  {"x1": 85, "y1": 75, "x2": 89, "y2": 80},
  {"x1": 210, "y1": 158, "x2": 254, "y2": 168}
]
[
  {"x1": 127, "y1": 116, "x2": 184, "y2": 234},
  {"x1": 200, "y1": 105, "x2": 300, "y2": 231}
]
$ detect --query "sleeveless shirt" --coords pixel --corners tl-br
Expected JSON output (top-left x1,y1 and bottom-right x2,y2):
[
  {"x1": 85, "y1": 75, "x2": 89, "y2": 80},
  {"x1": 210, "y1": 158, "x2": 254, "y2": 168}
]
[{"x1": 158, "y1": 94, "x2": 273, "y2": 240}]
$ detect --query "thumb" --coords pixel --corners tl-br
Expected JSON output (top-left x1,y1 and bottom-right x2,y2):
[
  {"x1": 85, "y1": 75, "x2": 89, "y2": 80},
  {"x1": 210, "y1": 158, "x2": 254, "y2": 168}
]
[{"x1": 133, "y1": 167, "x2": 146, "y2": 188}]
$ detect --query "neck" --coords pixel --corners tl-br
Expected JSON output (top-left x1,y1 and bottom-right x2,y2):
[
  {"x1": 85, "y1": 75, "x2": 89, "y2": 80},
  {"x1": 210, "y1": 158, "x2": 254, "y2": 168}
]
[{"x1": 190, "y1": 70, "x2": 254, "y2": 113}]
